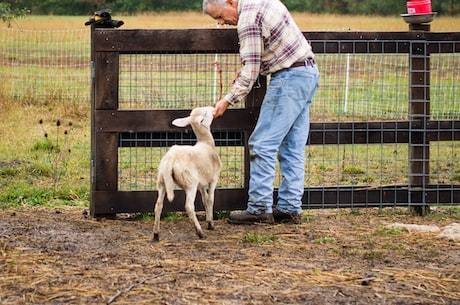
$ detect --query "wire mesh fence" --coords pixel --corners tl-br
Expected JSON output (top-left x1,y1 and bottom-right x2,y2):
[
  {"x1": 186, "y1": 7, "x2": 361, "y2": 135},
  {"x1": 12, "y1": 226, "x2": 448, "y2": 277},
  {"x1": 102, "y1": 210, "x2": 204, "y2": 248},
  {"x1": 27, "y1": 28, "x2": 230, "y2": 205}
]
[
  {"x1": 0, "y1": 28, "x2": 90, "y2": 104},
  {"x1": 118, "y1": 53, "x2": 242, "y2": 110},
  {"x1": 118, "y1": 131, "x2": 245, "y2": 191},
  {"x1": 1, "y1": 27, "x2": 459, "y2": 210},
  {"x1": 312, "y1": 52, "x2": 460, "y2": 121},
  {"x1": 115, "y1": 49, "x2": 459, "y2": 195}
]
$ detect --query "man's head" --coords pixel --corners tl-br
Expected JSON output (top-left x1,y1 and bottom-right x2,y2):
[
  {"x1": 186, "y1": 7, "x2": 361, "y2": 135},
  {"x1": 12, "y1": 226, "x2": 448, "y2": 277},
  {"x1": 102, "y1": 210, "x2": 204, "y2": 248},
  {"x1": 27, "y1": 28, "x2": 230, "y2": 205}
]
[{"x1": 203, "y1": 0, "x2": 239, "y2": 26}]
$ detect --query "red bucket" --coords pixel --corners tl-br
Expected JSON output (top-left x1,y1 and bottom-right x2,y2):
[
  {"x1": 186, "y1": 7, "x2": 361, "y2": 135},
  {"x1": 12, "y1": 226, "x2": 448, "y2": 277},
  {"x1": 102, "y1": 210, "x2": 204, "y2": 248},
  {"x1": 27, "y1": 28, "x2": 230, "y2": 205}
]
[{"x1": 407, "y1": 0, "x2": 432, "y2": 14}]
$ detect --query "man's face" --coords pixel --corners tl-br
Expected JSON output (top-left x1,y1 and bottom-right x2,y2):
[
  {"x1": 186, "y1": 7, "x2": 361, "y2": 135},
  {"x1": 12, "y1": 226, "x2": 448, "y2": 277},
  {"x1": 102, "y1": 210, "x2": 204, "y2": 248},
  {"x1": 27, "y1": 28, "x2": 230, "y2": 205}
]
[{"x1": 205, "y1": 0, "x2": 238, "y2": 26}]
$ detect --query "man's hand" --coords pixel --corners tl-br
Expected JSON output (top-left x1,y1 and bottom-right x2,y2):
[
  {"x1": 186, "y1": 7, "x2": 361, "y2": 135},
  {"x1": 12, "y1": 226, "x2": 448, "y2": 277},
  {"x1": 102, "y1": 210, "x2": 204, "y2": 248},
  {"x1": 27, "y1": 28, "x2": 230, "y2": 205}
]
[{"x1": 213, "y1": 99, "x2": 229, "y2": 118}]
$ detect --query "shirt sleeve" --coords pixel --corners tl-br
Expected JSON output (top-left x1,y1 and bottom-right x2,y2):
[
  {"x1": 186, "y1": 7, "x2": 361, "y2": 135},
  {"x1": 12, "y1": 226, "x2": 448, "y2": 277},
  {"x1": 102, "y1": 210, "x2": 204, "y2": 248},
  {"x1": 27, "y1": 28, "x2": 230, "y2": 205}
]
[{"x1": 224, "y1": 22, "x2": 263, "y2": 105}]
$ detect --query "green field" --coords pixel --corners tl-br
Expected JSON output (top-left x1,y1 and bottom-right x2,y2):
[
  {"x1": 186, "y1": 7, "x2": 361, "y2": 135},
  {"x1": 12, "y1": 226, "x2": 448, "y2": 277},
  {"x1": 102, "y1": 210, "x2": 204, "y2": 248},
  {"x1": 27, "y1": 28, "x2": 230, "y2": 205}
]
[{"x1": 1, "y1": 14, "x2": 459, "y2": 208}]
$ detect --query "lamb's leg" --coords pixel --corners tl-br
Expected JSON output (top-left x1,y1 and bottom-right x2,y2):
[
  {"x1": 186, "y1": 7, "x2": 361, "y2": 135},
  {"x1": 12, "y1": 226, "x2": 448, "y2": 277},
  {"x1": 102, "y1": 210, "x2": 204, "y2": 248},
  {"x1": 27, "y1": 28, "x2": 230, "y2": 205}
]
[
  {"x1": 200, "y1": 185, "x2": 214, "y2": 230},
  {"x1": 185, "y1": 187, "x2": 205, "y2": 239},
  {"x1": 153, "y1": 185, "x2": 165, "y2": 242}
]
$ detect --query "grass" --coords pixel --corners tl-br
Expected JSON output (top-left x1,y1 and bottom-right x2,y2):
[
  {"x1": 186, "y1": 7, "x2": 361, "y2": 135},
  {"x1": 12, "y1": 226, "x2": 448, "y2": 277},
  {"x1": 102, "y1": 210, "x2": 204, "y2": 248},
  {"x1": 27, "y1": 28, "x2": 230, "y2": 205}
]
[
  {"x1": 312, "y1": 236, "x2": 336, "y2": 244},
  {"x1": 1, "y1": 13, "x2": 459, "y2": 209},
  {"x1": 242, "y1": 232, "x2": 279, "y2": 244},
  {"x1": 427, "y1": 206, "x2": 460, "y2": 221},
  {"x1": 373, "y1": 226, "x2": 404, "y2": 236},
  {"x1": 7, "y1": 13, "x2": 460, "y2": 31},
  {"x1": 0, "y1": 103, "x2": 90, "y2": 208}
]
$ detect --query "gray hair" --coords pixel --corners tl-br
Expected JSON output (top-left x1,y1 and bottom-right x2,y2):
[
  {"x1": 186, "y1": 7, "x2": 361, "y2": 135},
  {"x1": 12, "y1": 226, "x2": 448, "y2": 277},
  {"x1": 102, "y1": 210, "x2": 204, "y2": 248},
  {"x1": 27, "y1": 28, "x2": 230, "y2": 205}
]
[{"x1": 202, "y1": 0, "x2": 232, "y2": 14}]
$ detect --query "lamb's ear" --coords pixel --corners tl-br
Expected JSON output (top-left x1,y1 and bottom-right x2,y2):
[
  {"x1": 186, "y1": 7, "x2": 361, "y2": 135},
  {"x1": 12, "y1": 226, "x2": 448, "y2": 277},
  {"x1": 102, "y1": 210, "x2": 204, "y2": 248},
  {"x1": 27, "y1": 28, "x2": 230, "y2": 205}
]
[{"x1": 172, "y1": 116, "x2": 191, "y2": 127}]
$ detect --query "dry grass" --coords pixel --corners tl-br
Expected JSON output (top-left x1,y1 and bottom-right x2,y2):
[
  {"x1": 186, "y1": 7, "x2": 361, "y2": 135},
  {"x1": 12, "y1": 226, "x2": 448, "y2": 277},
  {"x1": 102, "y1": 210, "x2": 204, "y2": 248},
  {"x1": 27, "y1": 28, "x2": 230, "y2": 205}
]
[{"x1": 9, "y1": 12, "x2": 460, "y2": 31}]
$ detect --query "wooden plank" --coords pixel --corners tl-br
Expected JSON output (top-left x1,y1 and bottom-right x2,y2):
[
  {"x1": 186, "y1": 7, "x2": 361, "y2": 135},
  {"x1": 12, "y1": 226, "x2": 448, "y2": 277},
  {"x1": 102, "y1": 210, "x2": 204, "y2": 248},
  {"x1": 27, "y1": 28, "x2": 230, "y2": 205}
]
[
  {"x1": 309, "y1": 121, "x2": 411, "y2": 145},
  {"x1": 93, "y1": 28, "x2": 239, "y2": 53},
  {"x1": 94, "y1": 108, "x2": 259, "y2": 132},
  {"x1": 409, "y1": 37, "x2": 430, "y2": 208},
  {"x1": 307, "y1": 31, "x2": 420, "y2": 54},
  {"x1": 91, "y1": 185, "x2": 460, "y2": 215},
  {"x1": 427, "y1": 41, "x2": 460, "y2": 53},
  {"x1": 91, "y1": 189, "x2": 249, "y2": 215},
  {"x1": 94, "y1": 52, "x2": 119, "y2": 110},
  {"x1": 94, "y1": 132, "x2": 118, "y2": 191},
  {"x1": 425, "y1": 31, "x2": 460, "y2": 42},
  {"x1": 309, "y1": 120, "x2": 460, "y2": 145},
  {"x1": 93, "y1": 117, "x2": 460, "y2": 146},
  {"x1": 91, "y1": 132, "x2": 119, "y2": 219},
  {"x1": 118, "y1": 131, "x2": 245, "y2": 148},
  {"x1": 426, "y1": 120, "x2": 460, "y2": 141},
  {"x1": 303, "y1": 184, "x2": 460, "y2": 208},
  {"x1": 308, "y1": 40, "x2": 412, "y2": 54},
  {"x1": 92, "y1": 191, "x2": 157, "y2": 215},
  {"x1": 306, "y1": 31, "x2": 422, "y2": 41},
  {"x1": 93, "y1": 29, "x2": 459, "y2": 55}
]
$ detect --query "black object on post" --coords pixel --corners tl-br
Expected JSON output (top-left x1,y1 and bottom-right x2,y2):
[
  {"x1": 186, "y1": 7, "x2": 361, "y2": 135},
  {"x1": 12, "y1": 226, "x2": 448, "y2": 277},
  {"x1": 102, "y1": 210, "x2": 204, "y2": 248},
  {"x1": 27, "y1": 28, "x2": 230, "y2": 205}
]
[{"x1": 85, "y1": 9, "x2": 124, "y2": 29}]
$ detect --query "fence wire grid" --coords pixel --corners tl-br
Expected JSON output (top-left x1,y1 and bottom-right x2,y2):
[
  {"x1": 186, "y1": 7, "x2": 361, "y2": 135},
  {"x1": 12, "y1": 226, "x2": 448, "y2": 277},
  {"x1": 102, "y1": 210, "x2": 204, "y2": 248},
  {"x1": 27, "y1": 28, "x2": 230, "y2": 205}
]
[
  {"x1": 116, "y1": 50, "x2": 459, "y2": 198},
  {"x1": 1, "y1": 28, "x2": 459, "y2": 207},
  {"x1": 0, "y1": 28, "x2": 89, "y2": 104}
]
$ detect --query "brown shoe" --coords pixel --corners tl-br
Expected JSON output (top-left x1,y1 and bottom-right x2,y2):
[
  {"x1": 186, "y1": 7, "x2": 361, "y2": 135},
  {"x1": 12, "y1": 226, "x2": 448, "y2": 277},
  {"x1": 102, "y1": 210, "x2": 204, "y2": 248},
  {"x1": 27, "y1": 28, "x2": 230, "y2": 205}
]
[
  {"x1": 227, "y1": 210, "x2": 274, "y2": 225},
  {"x1": 273, "y1": 207, "x2": 301, "y2": 224}
]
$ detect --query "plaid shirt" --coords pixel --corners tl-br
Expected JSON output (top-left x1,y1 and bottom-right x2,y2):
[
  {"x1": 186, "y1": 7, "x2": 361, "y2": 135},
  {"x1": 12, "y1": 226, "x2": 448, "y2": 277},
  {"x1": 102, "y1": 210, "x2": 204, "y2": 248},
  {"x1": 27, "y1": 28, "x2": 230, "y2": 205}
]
[{"x1": 224, "y1": 0, "x2": 314, "y2": 105}]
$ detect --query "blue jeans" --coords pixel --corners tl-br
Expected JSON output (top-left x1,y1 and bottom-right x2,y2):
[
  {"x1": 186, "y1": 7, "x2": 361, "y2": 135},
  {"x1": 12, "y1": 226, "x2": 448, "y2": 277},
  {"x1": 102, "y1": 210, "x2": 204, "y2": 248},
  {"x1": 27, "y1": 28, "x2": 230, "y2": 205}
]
[{"x1": 247, "y1": 64, "x2": 319, "y2": 215}]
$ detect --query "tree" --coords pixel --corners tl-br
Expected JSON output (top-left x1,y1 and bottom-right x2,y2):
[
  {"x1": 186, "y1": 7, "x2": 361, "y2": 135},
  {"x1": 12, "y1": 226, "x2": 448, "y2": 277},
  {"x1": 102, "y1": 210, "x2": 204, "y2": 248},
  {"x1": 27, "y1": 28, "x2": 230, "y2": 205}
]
[
  {"x1": 0, "y1": 1, "x2": 28, "y2": 27},
  {"x1": 6, "y1": 0, "x2": 460, "y2": 16}
]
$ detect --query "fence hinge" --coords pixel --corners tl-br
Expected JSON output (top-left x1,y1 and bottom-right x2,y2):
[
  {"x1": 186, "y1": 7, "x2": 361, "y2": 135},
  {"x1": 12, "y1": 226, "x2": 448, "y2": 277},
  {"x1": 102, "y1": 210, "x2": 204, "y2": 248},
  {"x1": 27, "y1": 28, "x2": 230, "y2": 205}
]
[{"x1": 91, "y1": 61, "x2": 95, "y2": 80}]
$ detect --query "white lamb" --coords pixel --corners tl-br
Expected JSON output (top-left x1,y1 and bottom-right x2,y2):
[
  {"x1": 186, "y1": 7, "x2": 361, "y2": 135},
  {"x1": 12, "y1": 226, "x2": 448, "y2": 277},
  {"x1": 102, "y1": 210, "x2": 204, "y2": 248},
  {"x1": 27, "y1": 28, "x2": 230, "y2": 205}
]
[{"x1": 153, "y1": 106, "x2": 222, "y2": 241}]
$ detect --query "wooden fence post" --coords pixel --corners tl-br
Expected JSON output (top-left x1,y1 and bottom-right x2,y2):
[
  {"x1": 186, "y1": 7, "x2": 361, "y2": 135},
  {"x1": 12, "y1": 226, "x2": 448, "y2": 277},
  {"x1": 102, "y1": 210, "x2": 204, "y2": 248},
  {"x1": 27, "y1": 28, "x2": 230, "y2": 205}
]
[{"x1": 408, "y1": 22, "x2": 431, "y2": 215}]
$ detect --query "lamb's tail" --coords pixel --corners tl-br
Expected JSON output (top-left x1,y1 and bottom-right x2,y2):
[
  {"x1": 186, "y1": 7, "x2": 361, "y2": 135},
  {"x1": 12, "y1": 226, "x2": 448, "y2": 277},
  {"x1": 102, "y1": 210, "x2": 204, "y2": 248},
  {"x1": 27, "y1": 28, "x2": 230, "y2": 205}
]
[{"x1": 159, "y1": 161, "x2": 175, "y2": 203}]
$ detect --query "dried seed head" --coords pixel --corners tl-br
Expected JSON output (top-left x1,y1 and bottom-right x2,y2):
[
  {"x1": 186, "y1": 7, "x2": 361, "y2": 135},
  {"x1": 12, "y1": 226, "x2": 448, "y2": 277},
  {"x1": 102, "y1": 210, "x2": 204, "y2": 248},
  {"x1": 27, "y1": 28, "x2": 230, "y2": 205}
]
[{"x1": 56, "y1": 120, "x2": 61, "y2": 127}]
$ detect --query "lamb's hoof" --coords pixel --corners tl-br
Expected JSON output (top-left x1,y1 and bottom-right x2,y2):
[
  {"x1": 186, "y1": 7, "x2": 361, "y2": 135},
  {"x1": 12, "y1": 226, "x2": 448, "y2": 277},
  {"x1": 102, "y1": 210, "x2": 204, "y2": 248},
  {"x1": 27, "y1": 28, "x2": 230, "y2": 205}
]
[
  {"x1": 153, "y1": 233, "x2": 160, "y2": 242},
  {"x1": 197, "y1": 231, "x2": 206, "y2": 239},
  {"x1": 207, "y1": 222, "x2": 215, "y2": 230}
]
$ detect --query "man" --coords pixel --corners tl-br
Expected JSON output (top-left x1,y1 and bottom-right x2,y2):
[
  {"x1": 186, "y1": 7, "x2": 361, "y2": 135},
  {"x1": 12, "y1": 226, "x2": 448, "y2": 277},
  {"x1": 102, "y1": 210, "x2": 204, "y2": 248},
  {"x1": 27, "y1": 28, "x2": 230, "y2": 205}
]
[{"x1": 203, "y1": 0, "x2": 319, "y2": 224}]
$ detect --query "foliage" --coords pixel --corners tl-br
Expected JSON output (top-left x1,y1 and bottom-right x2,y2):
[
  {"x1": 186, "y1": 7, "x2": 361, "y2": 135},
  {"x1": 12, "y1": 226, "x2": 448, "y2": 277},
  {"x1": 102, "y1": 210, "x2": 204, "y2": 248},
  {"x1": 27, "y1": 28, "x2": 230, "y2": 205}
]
[
  {"x1": 0, "y1": 1, "x2": 28, "y2": 27},
  {"x1": 7, "y1": 0, "x2": 460, "y2": 16},
  {"x1": 36, "y1": 119, "x2": 74, "y2": 191},
  {"x1": 283, "y1": 0, "x2": 460, "y2": 15}
]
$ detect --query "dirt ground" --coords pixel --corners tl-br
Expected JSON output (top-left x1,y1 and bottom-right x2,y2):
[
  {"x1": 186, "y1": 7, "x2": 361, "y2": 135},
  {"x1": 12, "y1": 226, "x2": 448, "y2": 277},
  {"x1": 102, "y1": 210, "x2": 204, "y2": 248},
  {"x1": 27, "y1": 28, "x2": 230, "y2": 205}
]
[{"x1": 0, "y1": 206, "x2": 459, "y2": 305}]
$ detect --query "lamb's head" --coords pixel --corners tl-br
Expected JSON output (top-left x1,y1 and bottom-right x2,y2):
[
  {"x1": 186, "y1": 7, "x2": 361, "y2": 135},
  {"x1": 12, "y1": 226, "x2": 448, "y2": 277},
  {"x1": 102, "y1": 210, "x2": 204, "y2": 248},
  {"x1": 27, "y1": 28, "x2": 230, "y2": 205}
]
[{"x1": 172, "y1": 106, "x2": 214, "y2": 130}]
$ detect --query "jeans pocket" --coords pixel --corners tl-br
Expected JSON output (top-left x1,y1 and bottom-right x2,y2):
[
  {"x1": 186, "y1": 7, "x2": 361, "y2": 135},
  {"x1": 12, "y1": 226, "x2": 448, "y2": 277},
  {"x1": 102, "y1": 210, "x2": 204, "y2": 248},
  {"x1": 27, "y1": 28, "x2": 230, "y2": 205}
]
[{"x1": 264, "y1": 78, "x2": 285, "y2": 106}]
